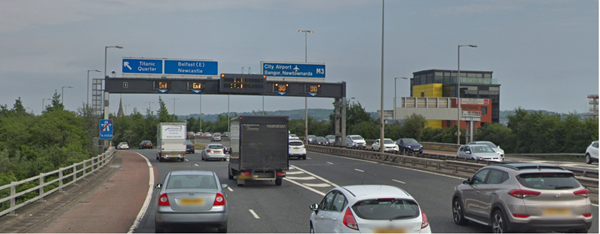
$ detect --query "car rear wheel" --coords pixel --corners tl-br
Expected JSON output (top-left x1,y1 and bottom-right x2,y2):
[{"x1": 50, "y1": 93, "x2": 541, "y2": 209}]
[
  {"x1": 492, "y1": 210, "x2": 509, "y2": 233},
  {"x1": 452, "y1": 198, "x2": 469, "y2": 225},
  {"x1": 302, "y1": 156, "x2": 307, "y2": 160},
  {"x1": 586, "y1": 154, "x2": 592, "y2": 164}
]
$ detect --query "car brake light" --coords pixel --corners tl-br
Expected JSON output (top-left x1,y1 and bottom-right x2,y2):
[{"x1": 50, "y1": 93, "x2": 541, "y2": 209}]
[
  {"x1": 421, "y1": 210, "x2": 429, "y2": 229},
  {"x1": 277, "y1": 172, "x2": 286, "y2": 177},
  {"x1": 342, "y1": 208, "x2": 359, "y2": 230},
  {"x1": 508, "y1": 189, "x2": 541, "y2": 199},
  {"x1": 158, "y1": 193, "x2": 170, "y2": 206},
  {"x1": 213, "y1": 192, "x2": 226, "y2": 206},
  {"x1": 513, "y1": 214, "x2": 530, "y2": 218},
  {"x1": 583, "y1": 213, "x2": 592, "y2": 217},
  {"x1": 241, "y1": 172, "x2": 250, "y2": 176},
  {"x1": 574, "y1": 189, "x2": 589, "y2": 198},
  {"x1": 207, "y1": 149, "x2": 211, "y2": 152}
]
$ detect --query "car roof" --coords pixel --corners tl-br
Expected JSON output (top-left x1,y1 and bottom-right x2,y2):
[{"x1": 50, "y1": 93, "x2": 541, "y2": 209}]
[
  {"x1": 487, "y1": 163, "x2": 570, "y2": 173},
  {"x1": 338, "y1": 185, "x2": 413, "y2": 200},
  {"x1": 289, "y1": 140, "x2": 304, "y2": 143},
  {"x1": 206, "y1": 143, "x2": 224, "y2": 147},
  {"x1": 168, "y1": 170, "x2": 215, "y2": 176}
]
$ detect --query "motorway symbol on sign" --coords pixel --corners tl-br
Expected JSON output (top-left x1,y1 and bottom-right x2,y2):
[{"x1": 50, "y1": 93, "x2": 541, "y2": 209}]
[
  {"x1": 192, "y1": 90, "x2": 203, "y2": 94},
  {"x1": 164, "y1": 60, "x2": 218, "y2": 75},
  {"x1": 158, "y1": 89, "x2": 169, "y2": 93},
  {"x1": 122, "y1": 59, "x2": 162, "y2": 74},
  {"x1": 99, "y1": 119, "x2": 113, "y2": 140},
  {"x1": 308, "y1": 93, "x2": 318, "y2": 97},
  {"x1": 277, "y1": 92, "x2": 287, "y2": 96}
]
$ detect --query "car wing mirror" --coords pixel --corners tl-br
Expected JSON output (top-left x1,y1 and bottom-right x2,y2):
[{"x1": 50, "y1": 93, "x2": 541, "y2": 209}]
[
  {"x1": 466, "y1": 151, "x2": 471, "y2": 154},
  {"x1": 309, "y1": 203, "x2": 319, "y2": 211},
  {"x1": 462, "y1": 178, "x2": 471, "y2": 184},
  {"x1": 221, "y1": 184, "x2": 229, "y2": 189},
  {"x1": 155, "y1": 183, "x2": 162, "y2": 189}
]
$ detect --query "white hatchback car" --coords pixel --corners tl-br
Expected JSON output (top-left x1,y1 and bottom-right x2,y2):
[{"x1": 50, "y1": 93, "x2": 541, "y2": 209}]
[
  {"x1": 202, "y1": 144, "x2": 228, "y2": 161},
  {"x1": 288, "y1": 140, "x2": 307, "y2": 160},
  {"x1": 585, "y1": 141, "x2": 598, "y2": 164},
  {"x1": 117, "y1": 142, "x2": 129, "y2": 150},
  {"x1": 371, "y1": 138, "x2": 399, "y2": 152},
  {"x1": 309, "y1": 185, "x2": 431, "y2": 233}
]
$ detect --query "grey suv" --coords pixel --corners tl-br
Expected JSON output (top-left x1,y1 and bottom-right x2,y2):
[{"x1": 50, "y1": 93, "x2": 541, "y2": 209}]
[{"x1": 452, "y1": 163, "x2": 592, "y2": 233}]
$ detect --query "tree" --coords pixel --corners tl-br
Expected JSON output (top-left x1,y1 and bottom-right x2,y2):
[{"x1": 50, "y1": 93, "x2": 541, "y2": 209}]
[{"x1": 397, "y1": 114, "x2": 427, "y2": 141}]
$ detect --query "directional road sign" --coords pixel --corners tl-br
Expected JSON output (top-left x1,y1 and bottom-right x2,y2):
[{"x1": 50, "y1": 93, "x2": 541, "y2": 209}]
[
  {"x1": 122, "y1": 59, "x2": 162, "y2": 74},
  {"x1": 165, "y1": 60, "x2": 218, "y2": 75},
  {"x1": 261, "y1": 62, "x2": 325, "y2": 78},
  {"x1": 99, "y1": 119, "x2": 113, "y2": 140}
]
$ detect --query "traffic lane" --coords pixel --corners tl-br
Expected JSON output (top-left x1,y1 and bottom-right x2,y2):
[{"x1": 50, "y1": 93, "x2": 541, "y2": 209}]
[
  {"x1": 133, "y1": 149, "x2": 321, "y2": 233},
  {"x1": 296, "y1": 151, "x2": 600, "y2": 233}
]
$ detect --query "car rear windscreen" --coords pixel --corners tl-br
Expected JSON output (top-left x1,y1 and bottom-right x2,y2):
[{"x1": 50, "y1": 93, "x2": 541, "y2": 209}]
[
  {"x1": 517, "y1": 173, "x2": 581, "y2": 190},
  {"x1": 351, "y1": 199, "x2": 419, "y2": 220},
  {"x1": 209, "y1": 145, "x2": 224, "y2": 149},
  {"x1": 289, "y1": 141, "x2": 303, "y2": 146},
  {"x1": 167, "y1": 175, "x2": 217, "y2": 189}
]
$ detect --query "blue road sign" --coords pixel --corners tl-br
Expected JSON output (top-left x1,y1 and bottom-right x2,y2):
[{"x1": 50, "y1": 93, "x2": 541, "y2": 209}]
[
  {"x1": 165, "y1": 60, "x2": 218, "y2": 75},
  {"x1": 99, "y1": 119, "x2": 113, "y2": 140},
  {"x1": 122, "y1": 59, "x2": 162, "y2": 74},
  {"x1": 308, "y1": 93, "x2": 318, "y2": 97},
  {"x1": 262, "y1": 62, "x2": 325, "y2": 78},
  {"x1": 157, "y1": 89, "x2": 169, "y2": 93},
  {"x1": 276, "y1": 92, "x2": 287, "y2": 96}
]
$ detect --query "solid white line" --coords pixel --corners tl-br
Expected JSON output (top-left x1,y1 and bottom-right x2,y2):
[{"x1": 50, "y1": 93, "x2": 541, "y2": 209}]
[
  {"x1": 128, "y1": 153, "x2": 155, "y2": 234},
  {"x1": 249, "y1": 209, "x2": 260, "y2": 219},
  {"x1": 290, "y1": 165, "x2": 340, "y2": 187},
  {"x1": 327, "y1": 162, "x2": 333, "y2": 164},
  {"x1": 392, "y1": 179, "x2": 406, "y2": 184},
  {"x1": 302, "y1": 183, "x2": 331, "y2": 187},
  {"x1": 286, "y1": 176, "x2": 316, "y2": 180},
  {"x1": 354, "y1": 169, "x2": 364, "y2": 172},
  {"x1": 194, "y1": 164, "x2": 198, "y2": 166},
  {"x1": 286, "y1": 171, "x2": 304, "y2": 175},
  {"x1": 227, "y1": 187, "x2": 233, "y2": 192},
  {"x1": 284, "y1": 178, "x2": 325, "y2": 196}
]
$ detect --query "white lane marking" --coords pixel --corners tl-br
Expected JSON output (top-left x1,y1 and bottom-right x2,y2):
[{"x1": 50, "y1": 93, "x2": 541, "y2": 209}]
[
  {"x1": 284, "y1": 178, "x2": 325, "y2": 196},
  {"x1": 286, "y1": 176, "x2": 316, "y2": 180},
  {"x1": 227, "y1": 187, "x2": 233, "y2": 192},
  {"x1": 185, "y1": 158, "x2": 189, "y2": 161},
  {"x1": 302, "y1": 183, "x2": 331, "y2": 187},
  {"x1": 286, "y1": 171, "x2": 304, "y2": 175},
  {"x1": 194, "y1": 164, "x2": 198, "y2": 166},
  {"x1": 354, "y1": 169, "x2": 364, "y2": 172},
  {"x1": 310, "y1": 151, "x2": 378, "y2": 164},
  {"x1": 307, "y1": 157, "x2": 311, "y2": 159},
  {"x1": 128, "y1": 152, "x2": 155, "y2": 234},
  {"x1": 249, "y1": 209, "x2": 260, "y2": 219},
  {"x1": 290, "y1": 165, "x2": 340, "y2": 187},
  {"x1": 392, "y1": 179, "x2": 406, "y2": 184},
  {"x1": 593, "y1": 203, "x2": 598, "y2": 207},
  {"x1": 327, "y1": 162, "x2": 333, "y2": 164}
]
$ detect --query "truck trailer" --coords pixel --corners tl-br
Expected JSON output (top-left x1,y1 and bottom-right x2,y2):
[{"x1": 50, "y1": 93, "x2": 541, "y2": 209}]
[
  {"x1": 228, "y1": 116, "x2": 289, "y2": 186},
  {"x1": 156, "y1": 122, "x2": 187, "y2": 162}
]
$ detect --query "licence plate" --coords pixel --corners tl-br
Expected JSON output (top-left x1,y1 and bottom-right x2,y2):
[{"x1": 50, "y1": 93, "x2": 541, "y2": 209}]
[
  {"x1": 170, "y1": 154, "x2": 178, "y2": 157},
  {"x1": 374, "y1": 228, "x2": 406, "y2": 233},
  {"x1": 180, "y1": 198, "x2": 204, "y2": 205},
  {"x1": 293, "y1": 148, "x2": 299, "y2": 150},
  {"x1": 214, "y1": 151, "x2": 221, "y2": 153},
  {"x1": 543, "y1": 208, "x2": 570, "y2": 216}
]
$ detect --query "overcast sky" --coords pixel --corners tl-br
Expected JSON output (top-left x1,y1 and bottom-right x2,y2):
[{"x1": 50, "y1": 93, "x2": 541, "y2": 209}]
[{"x1": 0, "y1": 0, "x2": 598, "y2": 116}]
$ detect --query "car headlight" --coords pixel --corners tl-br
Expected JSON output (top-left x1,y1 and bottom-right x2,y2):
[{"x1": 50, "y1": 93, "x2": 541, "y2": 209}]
[{"x1": 408, "y1": 146, "x2": 412, "y2": 148}]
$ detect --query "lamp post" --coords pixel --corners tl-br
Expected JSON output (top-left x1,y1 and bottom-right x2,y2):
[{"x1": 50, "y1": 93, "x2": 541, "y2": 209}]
[
  {"x1": 42, "y1": 98, "x2": 51, "y2": 112},
  {"x1": 61, "y1": 86, "x2": 73, "y2": 104},
  {"x1": 456, "y1": 44, "x2": 477, "y2": 145},
  {"x1": 87, "y1": 70, "x2": 101, "y2": 107},
  {"x1": 379, "y1": 0, "x2": 385, "y2": 153},
  {"x1": 199, "y1": 95, "x2": 203, "y2": 132},
  {"x1": 170, "y1": 98, "x2": 180, "y2": 117},
  {"x1": 394, "y1": 77, "x2": 409, "y2": 120},
  {"x1": 103, "y1": 45, "x2": 123, "y2": 122},
  {"x1": 299, "y1": 29, "x2": 313, "y2": 145},
  {"x1": 145, "y1": 101, "x2": 154, "y2": 111}
]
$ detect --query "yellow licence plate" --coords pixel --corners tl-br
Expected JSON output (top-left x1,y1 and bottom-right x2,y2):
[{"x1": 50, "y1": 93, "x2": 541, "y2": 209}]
[
  {"x1": 374, "y1": 228, "x2": 406, "y2": 233},
  {"x1": 543, "y1": 208, "x2": 570, "y2": 216},
  {"x1": 293, "y1": 148, "x2": 299, "y2": 150},
  {"x1": 180, "y1": 198, "x2": 204, "y2": 205},
  {"x1": 170, "y1": 154, "x2": 178, "y2": 157}
]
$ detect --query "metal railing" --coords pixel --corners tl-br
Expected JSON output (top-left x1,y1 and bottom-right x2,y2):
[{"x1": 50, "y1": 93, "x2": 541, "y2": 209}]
[{"x1": 0, "y1": 147, "x2": 116, "y2": 217}]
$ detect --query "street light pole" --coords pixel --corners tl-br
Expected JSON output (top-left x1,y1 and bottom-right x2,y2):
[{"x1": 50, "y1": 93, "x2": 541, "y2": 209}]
[
  {"x1": 104, "y1": 46, "x2": 123, "y2": 120},
  {"x1": 61, "y1": 86, "x2": 73, "y2": 104},
  {"x1": 199, "y1": 95, "x2": 203, "y2": 132},
  {"x1": 394, "y1": 77, "x2": 409, "y2": 120},
  {"x1": 299, "y1": 29, "x2": 313, "y2": 145},
  {"x1": 170, "y1": 98, "x2": 180, "y2": 117},
  {"x1": 87, "y1": 69, "x2": 101, "y2": 107},
  {"x1": 457, "y1": 44, "x2": 477, "y2": 145},
  {"x1": 379, "y1": 0, "x2": 385, "y2": 153},
  {"x1": 145, "y1": 101, "x2": 154, "y2": 111}
]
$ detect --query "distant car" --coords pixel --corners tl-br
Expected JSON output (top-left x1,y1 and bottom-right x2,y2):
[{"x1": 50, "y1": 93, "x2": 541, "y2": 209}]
[
  {"x1": 202, "y1": 132, "x2": 212, "y2": 137},
  {"x1": 202, "y1": 144, "x2": 228, "y2": 161},
  {"x1": 222, "y1": 132, "x2": 230, "y2": 137},
  {"x1": 187, "y1": 131, "x2": 195, "y2": 139},
  {"x1": 289, "y1": 134, "x2": 300, "y2": 141},
  {"x1": 585, "y1": 141, "x2": 598, "y2": 164},
  {"x1": 211, "y1": 133, "x2": 222, "y2": 142},
  {"x1": 185, "y1": 140, "x2": 195, "y2": 154},
  {"x1": 307, "y1": 135, "x2": 317, "y2": 144},
  {"x1": 154, "y1": 170, "x2": 228, "y2": 233},
  {"x1": 452, "y1": 163, "x2": 592, "y2": 233},
  {"x1": 372, "y1": 138, "x2": 399, "y2": 152},
  {"x1": 288, "y1": 140, "x2": 307, "y2": 160},
  {"x1": 315, "y1": 137, "x2": 328, "y2": 145},
  {"x1": 195, "y1": 132, "x2": 202, "y2": 137},
  {"x1": 309, "y1": 185, "x2": 431, "y2": 233},
  {"x1": 117, "y1": 142, "x2": 129, "y2": 150},
  {"x1": 457, "y1": 144, "x2": 503, "y2": 162},
  {"x1": 139, "y1": 140, "x2": 153, "y2": 149},
  {"x1": 396, "y1": 138, "x2": 423, "y2": 154},
  {"x1": 468, "y1": 141, "x2": 505, "y2": 160},
  {"x1": 345, "y1": 135, "x2": 366, "y2": 148},
  {"x1": 325, "y1": 135, "x2": 336, "y2": 145}
]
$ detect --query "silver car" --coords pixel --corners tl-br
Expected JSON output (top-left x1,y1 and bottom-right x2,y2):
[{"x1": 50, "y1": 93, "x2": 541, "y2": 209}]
[
  {"x1": 345, "y1": 135, "x2": 366, "y2": 148},
  {"x1": 469, "y1": 141, "x2": 505, "y2": 159},
  {"x1": 202, "y1": 144, "x2": 228, "y2": 161},
  {"x1": 154, "y1": 170, "x2": 228, "y2": 233},
  {"x1": 452, "y1": 163, "x2": 592, "y2": 233},
  {"x1": 457, "y1": 144, "x2": 504, "y2": 162},
  {"x1": 585, "y1": 141, "x2": 598, "y2": 164},
  {"x1": 309, "y1": 185, "x2": 431, "y2": 233}
]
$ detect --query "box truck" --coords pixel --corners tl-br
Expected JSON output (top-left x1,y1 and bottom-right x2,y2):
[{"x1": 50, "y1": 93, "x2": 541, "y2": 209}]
[{"x1": 156, "y1": 122, "x2": 187, "y2": 162}]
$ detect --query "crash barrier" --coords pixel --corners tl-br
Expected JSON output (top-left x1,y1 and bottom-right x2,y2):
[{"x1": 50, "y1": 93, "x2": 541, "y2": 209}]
[
  {"x1": 0, "y1": 147, "x2": 116, "y2": 217},
  {"x1": 307, "y1": 145, "x2": 599, "y2": 193}
]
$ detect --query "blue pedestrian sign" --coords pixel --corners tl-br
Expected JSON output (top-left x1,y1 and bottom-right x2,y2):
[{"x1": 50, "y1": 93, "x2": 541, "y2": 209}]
[
  {"x1": 123, "y1": 59, "x2": 162, "y2": 74},
  {"x1": 99, "y1": 119, "x2": 113, "y2": 140},
  {"x1": 262, "y1": 62, "x2": 326, "y2": 78},
  {"x1": 164, "y1": 60, "x2": 218, "y2": 75}
]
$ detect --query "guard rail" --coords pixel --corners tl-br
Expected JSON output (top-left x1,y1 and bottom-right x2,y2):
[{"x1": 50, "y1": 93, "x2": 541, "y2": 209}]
[{"x1": 0, "y1": 147, "x2": 116, "y2": 217}]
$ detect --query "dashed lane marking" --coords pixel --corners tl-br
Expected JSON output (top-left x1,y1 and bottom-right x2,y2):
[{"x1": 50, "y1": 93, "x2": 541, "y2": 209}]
[
  {"x1": 327, "y1": 162, "x2": 333, "y2": 164},
  {"x1": 194, "y1": 164, "x2": 198, "y2": 166},
  {"x1": 392, "y1": 179, "x2": 406, "y2": 184},
  {"x1": 249, "y1": 209, "x2": 260, "y2": 219},
  {"x1": 354, "y1": 169, "x2": 364, "y2": 172},
  {"x1": 227, "y1": 187, "x2": 233, "y2": 192}
]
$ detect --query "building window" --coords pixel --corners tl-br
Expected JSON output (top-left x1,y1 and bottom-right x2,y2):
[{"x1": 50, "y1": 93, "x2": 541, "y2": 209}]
[{"x1": 481, "y1": 107, "x2": 488, "y2": 114}]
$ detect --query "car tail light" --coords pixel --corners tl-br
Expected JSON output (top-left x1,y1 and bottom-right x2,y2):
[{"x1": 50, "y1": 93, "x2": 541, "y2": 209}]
[
  {"x1": 192, "y1": 145, "x2": 195, "y2": 149},
  {"x1": 583, "y1": 213, "x2": 592, "y2": 217},
  {"x1": 342, "y1": 207, "x2": 359, "y2": 230},
  {"x1": 421, "y1": 210, "x2": 429, "y2": 229},
  {"x1": 158, "y1": 193, "x2": 170, "y2": 206},
  {"x1": 207, "y1": 149, "x2": 211, "y2": 152},
  {"x1": 574, "y1": 189, "x2": 589, "y2": 198},
  {"x1": 213, "y1": 192, "x2": 226, "y2": 206},
  {"x1": 241, "y1": 172, "x2": 250, "y2": 176},
  {"x1": 512, "y1": 214, "x2": 530, "y2": 218},
  {"x1": 277, "y1": 172, "x2": 286, "y2": 177},
  {"x1": 508, "y1": 189, "x2": 541, "y2": 199}
]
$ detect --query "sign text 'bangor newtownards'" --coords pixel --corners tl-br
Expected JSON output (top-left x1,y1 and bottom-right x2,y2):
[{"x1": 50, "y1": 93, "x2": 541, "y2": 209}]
[{"x1": 261, "y1": 62, "x2": 326, "y2": 80}]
